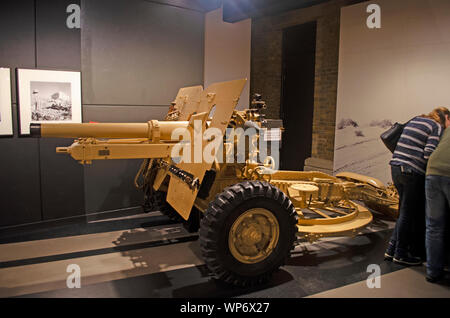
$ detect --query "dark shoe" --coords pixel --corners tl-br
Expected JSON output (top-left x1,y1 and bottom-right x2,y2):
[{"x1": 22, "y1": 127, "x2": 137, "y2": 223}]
[
  {"x1": 426, "y1": 273, "x2": 445, "y2": 284},
  {"x1": 384, "y1": 252, "x2": 394, "y2": 261},
  {"x1": 384, "y1": 242, "x2": 395, "y2": 261},
  {"x1": 393, "y1": 255, "x2": 423, "y2": 266}
]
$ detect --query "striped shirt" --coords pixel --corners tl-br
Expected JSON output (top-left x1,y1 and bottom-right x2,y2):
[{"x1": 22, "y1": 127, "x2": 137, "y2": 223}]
[{"x1": 390, "y1": 116, "x2": 443, "y2": 175}]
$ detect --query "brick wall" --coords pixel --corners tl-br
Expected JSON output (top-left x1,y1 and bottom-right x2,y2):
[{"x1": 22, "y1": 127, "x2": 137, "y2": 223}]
[
  {"x1": 251, "y1": 0, "x2": 365, "y2": 165},
  {"x1": 312, "y1": 10, "x2": 340, "y2": 161}
]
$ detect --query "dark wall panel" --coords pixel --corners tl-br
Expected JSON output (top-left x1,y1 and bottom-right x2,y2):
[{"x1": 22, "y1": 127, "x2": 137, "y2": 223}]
[
  {"x1": 0, "y1": 105, "x2": 41, "y2": 227},
  {"x1": 83, "y1": 105, "x2": 169, "y2": 123},
  {"x1": 36, "y1": 0, "x2": 81, "y2": 70},
  {"x1": 39, "y1": 138, "x2": 85, "y2": 220},
  {"x1": 81, "y1": 0, "x2": 205, "y2": 214},
  {"x1": 82, "y1": 105, "x2": 168, "y2": 213},
  {"x1": 0, "y1": 1, "x2": 41, "y2": 227},
  {"x1": 84, "y1": 160, "x2": 144, "y2": 214},
  {"x1": 36, "y1": 0, "x2": 85, "y2": 220},
  {"x1": 81, "y1": 0, "x2": 205, "y2": 106},
  {"x1": 0, "y1": 0, "x2": 36, "y2": 103}
]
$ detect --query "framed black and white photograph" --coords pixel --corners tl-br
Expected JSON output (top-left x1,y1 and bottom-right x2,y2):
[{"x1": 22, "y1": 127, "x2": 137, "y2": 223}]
[
  {"x1": 17, "y1": 69, "x2": 82, "y2": 135},
  {"x1": 0, "y1": 68, "x2": 13, "y2": 136}
]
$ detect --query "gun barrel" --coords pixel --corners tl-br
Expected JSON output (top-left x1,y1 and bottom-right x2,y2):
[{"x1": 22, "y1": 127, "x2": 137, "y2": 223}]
[{"x1": 30, "y1": 121, "x2": 189, "y2": 140}]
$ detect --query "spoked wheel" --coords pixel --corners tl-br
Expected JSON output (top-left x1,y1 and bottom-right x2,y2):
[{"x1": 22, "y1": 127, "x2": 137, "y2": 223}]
[
  {"x1": 365, "y1": 202, "x2": 399, "y2": 220},
  {"x1": 199, "y1": 180, "x2": 298, "y2": 287},
  {"x1": 365, "y1": 184, "x2": 399, "y2": 220}
]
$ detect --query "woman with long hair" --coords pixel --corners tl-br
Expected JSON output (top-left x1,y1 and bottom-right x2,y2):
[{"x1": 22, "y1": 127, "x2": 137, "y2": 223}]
[{"x1": 385, "y1": 107, "x2": 450, "y2": 266}]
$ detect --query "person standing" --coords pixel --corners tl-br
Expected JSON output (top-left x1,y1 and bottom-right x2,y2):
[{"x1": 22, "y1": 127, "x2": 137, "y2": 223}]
[
  {"x1": 385, "y1": 107, "x2": 449, "y2": 266},
  {"x1": 425, "y1": 110, "x2": 450, "y2": 283}
]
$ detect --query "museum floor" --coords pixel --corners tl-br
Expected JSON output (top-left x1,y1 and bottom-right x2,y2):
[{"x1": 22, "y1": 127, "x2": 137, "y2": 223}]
[{"x1": 0, "y1": 209, "x2": 449, "y2": 298}]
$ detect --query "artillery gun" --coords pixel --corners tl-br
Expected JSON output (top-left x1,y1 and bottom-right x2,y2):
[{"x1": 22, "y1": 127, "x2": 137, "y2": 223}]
[{"x1": 31, "y1": 79, "x2": 398, "y2": 287}]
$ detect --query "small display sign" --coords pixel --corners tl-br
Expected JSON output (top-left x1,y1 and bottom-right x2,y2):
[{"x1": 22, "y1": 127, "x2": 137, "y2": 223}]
[{"x1": 263, "y1": 128, "x2": 282, "y2": 141}]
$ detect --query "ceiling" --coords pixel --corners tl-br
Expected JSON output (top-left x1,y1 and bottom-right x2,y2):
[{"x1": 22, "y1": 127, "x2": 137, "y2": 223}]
[
  {"x1": 222, "y1": 0, "x2": 333, "y2": 22},
  {"x1": 146, "y1": 0, "x2": 333, "y2": 22},
  {"x1": 144, "y1": 0, "x2": 221, "y2": 12}
]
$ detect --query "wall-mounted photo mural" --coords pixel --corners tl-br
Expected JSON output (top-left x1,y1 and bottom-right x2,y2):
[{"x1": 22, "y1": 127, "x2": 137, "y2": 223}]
[{"x1": 334, "y1": 0, "x2": 450, "y2": 184}]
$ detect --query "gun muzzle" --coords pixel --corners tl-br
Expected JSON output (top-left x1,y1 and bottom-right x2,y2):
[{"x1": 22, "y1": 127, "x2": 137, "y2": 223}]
[{"x1": 30, "y1": 123, "x2": 42, "y2": 138}]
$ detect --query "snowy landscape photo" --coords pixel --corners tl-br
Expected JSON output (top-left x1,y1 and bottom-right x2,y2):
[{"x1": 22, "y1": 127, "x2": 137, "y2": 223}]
[
  {"x1": 334, "y1": 116, "x2": 395, "y2": 184},
  {"x1": 334, "y1": 1, "x2": 450, "y2": 185},
  {"x1": 30, "y1": 81, "x2": 72, "y2": 121}
]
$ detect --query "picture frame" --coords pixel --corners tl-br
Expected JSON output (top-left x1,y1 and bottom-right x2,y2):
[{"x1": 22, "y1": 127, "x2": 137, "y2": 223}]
[
  {"x1": 17, "y1": 68, "x2": 82, "y2": 135},
  {"x1": 0, "y1": 68, "x2": 13, "y2": 136}
]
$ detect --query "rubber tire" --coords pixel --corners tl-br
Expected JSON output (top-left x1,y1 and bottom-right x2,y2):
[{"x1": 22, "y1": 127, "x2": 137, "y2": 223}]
[
  {"x1": 199, "y1": 180, "x2": 298, "y2": 287},
  {"x1": 148, "y1": 191, "x2": 183, "y2": 222}
]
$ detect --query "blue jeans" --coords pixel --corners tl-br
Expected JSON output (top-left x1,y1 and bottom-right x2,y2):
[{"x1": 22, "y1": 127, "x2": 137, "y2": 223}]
[
  {"x1": 425, "y1": 175, "x2": 450, "y2": 277},
  {"x1": 388, "y1": 165, "x2": 426, "y2": 258}
]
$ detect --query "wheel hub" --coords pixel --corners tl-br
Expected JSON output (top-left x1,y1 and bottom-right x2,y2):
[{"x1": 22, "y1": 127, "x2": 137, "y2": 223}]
[
  {"x1": 229, "y1": 208, "x2": 280, "y2": 264},
  {"x1": 241, "y1": 225, "x2": 262, "y2": 243}
]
